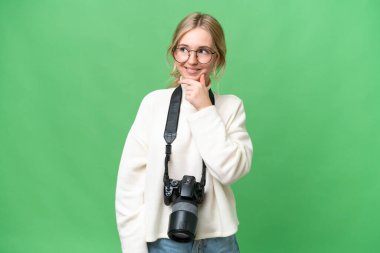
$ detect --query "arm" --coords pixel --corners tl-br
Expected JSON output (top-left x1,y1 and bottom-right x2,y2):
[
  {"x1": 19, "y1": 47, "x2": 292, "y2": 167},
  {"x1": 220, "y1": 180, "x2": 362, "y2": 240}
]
[
  {"x1": 187, "y1": 97, "x2": 253, "y2": 185},
  {"x1": 115, "y1": 95, "x2": 152, "y2": 253}
]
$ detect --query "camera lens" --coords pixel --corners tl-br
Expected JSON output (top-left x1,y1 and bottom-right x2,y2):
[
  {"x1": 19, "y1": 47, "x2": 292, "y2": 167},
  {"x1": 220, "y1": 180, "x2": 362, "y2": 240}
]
[
  {"x1": 174, "y1": 232, "x2": 189, "y2": 239},
  {"x1": 167, "y1": 197, "x2": 198, "y2": 242}
]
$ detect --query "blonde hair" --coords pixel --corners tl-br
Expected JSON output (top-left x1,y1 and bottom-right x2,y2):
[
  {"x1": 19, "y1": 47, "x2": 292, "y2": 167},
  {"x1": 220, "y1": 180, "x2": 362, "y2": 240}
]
[{"x1": 166, "y1": 12, "x2": 227, "y2": 88}]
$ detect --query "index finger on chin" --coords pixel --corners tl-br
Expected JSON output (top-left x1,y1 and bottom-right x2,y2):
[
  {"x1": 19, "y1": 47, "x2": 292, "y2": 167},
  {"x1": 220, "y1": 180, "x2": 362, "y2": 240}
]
[{"x1": 180, "y1": 78, "x2": 201, "y2": 86}]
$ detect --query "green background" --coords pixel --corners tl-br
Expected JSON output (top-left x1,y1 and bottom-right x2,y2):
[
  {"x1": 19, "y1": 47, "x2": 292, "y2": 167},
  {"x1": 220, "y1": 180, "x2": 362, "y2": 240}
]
[{"x1": 1, "y1": 0, "x2": 379, "y2": 252}]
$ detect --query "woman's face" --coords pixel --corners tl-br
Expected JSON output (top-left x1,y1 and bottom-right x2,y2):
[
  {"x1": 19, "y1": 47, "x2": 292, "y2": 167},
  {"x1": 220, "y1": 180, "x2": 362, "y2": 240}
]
[{"x1": 174, "y1": 28, "x2": 216, "y2": 85}]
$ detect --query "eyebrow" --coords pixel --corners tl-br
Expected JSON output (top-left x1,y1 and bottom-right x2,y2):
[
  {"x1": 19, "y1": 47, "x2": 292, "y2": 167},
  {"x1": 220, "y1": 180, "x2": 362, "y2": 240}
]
[{"x1": 178, "y1": 44, "x2": 212, "y2": 49}]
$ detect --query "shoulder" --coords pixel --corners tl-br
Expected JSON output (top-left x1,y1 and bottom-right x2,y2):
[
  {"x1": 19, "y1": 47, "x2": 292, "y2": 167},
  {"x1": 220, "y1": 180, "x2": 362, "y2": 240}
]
[
  {"x1": 212, "y1": 93, "x2": 248, "y2": 127},
  {"x1": 214, "y1": 93, "x2": 245, "y2": 112},
  {"x1": 215, "y1": 93, "x2": 243, "y2": 104}
]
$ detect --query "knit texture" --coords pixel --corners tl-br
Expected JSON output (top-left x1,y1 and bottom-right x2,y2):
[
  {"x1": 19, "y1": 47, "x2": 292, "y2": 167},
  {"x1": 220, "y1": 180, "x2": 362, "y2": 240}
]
[{"x1": 115, "y1": 84, "x2": 253, "y2": 253}]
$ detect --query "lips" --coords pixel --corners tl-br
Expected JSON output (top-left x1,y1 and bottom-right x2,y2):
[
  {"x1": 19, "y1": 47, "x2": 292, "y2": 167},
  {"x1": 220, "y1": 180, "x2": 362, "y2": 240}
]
[{"x1": 184, "y1": 66, "x2": 201, "y2": 74}]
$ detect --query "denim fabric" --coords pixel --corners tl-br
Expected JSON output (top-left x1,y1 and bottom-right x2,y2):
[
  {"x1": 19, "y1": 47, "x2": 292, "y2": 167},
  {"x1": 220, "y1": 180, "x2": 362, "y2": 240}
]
[{"x1": 147, "y1": 234, "x2": 240, "y2": 253}]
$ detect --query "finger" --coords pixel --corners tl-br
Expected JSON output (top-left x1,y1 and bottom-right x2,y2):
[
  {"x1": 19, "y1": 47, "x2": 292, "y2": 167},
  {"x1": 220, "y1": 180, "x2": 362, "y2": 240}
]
[
  {"x1": 185, "y1": 86, "x2": 195, "y2": 93},
  {"x1": 179, "y1": 78, "x2": 201, "y2": 86},
  {"x1": 200, "y1": 74, "x2": 206, "y2": 86}
]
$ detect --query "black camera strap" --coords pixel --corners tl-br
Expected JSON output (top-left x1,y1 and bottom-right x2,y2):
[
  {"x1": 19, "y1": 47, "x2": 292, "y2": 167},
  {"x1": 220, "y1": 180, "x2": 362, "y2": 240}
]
[{"x1": 163, "y1": 85, "x2": 215, "y2": 189}]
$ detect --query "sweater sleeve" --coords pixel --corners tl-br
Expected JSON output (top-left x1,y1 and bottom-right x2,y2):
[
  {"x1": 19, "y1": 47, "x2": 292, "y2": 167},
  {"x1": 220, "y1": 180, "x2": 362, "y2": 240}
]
[
  {"x1": 115, "y1": 94, "x2": 153, "y2": 253},
  {"x1": 187, "y1": 97, "x2": 253, "y2": 185}
]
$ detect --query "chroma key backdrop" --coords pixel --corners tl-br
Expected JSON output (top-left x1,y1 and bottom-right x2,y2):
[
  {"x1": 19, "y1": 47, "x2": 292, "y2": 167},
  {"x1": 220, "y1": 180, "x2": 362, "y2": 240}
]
[{"x1": 0, "y1": 1, "x2": 379, "y2": 253}]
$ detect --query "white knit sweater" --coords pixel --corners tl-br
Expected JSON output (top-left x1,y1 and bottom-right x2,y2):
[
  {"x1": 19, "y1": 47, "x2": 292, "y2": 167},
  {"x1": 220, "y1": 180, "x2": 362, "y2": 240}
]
[{"x1": 115, "y1": 84, "x2": 253, "y2": 253}]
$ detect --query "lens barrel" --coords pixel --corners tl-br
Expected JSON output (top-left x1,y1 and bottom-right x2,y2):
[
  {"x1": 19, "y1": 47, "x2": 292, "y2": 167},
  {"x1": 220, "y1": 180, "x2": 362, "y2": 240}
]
[{"x1": 167, "y1": 198, "x2": 198, "y2": 242}]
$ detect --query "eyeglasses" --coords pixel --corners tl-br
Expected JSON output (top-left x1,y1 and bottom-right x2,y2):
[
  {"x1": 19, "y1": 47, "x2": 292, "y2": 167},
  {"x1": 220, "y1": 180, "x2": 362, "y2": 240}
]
[{"x1": 173, "y1": 46, "x2": 216, "y2": 64}]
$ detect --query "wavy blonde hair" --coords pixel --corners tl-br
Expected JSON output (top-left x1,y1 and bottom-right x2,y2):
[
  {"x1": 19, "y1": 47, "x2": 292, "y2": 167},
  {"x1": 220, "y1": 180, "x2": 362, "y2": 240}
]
[{"x1": 166, "y1": 12, "x2": 227, "y2": 88}]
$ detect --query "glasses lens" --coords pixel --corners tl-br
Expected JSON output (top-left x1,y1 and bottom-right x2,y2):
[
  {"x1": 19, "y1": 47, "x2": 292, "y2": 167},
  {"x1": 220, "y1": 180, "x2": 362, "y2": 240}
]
[
  {"x1": 173, "y1": 47, "x2": 189, "y2": 63},
  {"x1": 197, "y1": 49, "x2": 212, "y2": 64}
]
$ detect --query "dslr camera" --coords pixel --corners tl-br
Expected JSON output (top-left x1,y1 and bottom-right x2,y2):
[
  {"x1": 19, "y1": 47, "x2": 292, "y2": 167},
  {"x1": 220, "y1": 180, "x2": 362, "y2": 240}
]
[{"x1": 164, "y1": 175, "x2": 205, "y2": 242}]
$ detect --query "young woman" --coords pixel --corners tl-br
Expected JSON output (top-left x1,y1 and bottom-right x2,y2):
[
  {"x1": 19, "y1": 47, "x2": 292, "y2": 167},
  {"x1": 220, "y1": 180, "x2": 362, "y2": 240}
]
[{"x1": 116, "y1": 12, "x2": 253, "y2": 253}]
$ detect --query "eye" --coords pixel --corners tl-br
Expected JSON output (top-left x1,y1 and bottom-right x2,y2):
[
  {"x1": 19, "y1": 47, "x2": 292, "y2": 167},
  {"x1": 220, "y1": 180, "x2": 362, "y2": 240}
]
[
  {"x1": 178, "y1": 47, "x2": 189, "y2": 53},
  {"x1": 198, "y1": 48, "x2": 211, "y2": 55}
]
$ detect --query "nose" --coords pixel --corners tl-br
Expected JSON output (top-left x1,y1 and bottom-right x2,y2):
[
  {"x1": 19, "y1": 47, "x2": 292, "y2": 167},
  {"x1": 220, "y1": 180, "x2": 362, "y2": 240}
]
[{"x1": 187, "y1": 51, "x2": 198, "y2": 65}]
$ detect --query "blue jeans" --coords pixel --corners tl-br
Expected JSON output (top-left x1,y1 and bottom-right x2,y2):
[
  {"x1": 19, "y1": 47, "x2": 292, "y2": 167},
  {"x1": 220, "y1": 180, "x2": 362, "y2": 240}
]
[{"x1": 147, "y1": 234, "x2": 240, "y2": 253}]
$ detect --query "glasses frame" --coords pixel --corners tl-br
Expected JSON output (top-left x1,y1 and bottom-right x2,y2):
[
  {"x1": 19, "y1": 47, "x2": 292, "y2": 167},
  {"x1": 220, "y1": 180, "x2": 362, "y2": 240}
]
[{"x1": 172, "y1": 46, "x2": 216, "y2": 64}]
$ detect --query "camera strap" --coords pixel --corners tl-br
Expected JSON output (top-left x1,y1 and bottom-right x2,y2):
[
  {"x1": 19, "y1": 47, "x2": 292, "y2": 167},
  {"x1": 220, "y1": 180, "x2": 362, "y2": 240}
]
[{"x1": 163, "y1": 85, "x2": 215, "y2": 188}]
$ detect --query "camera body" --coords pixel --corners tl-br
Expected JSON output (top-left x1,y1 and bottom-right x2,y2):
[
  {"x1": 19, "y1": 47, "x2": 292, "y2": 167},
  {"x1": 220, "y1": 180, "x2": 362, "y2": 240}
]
[
  {"x1": 163, "y1": 175, "x2": 205, "y2": 242},
  {"x1": 164, "y1": 175, "x2": 204, "y2": 205}
]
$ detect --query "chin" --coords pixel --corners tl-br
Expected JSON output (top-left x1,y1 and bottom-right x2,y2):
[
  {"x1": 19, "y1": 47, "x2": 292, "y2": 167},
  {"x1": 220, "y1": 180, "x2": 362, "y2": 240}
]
[
  {"x1": 180, "y1": 72, "x2": 206, "y2": 81},
  {"x1": 183, "y1": 74, "x2": 200, "y2": 80}
]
